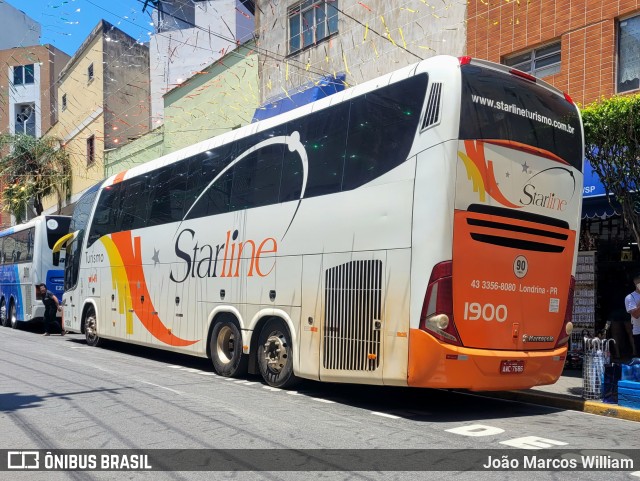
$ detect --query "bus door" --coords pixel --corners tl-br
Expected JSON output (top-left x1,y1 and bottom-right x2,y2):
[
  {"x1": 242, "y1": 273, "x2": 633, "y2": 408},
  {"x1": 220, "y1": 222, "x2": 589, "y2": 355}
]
[
  {"x1": 54, "y1": 232, "x2": 81, "y2": 331},
  {"x1": 299, "y1": 255, "x2": 323, "y2": 379},
  {"x1": 319, "y1": 252, "x2": 386, "y2": 384}
]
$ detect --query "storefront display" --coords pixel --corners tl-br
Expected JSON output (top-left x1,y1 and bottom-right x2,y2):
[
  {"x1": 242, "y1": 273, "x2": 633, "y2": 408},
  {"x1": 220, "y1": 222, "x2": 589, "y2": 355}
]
[{"x1": 567, "y1": 251, "x2": 596, "y2": 367}]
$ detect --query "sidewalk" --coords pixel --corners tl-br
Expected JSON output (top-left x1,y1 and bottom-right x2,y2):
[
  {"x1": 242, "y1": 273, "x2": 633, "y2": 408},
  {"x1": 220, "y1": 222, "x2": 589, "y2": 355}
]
[{"x1": 479, "y1": 369, "x2": 640, "y2": 422}]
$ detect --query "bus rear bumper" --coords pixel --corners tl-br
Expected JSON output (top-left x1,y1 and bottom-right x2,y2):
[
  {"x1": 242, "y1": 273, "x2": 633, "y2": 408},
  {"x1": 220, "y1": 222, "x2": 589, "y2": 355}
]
[{"x1": 408, "y1": 328, "x2": 566, "y2": 391}]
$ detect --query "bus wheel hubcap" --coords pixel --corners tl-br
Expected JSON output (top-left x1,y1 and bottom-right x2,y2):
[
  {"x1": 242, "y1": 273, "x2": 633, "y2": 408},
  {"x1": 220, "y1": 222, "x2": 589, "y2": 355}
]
[
  {"x1": 86, "y1": 316, "x2": 96, "y2": 339},
  {"x1": 216, "y1": 326, "x2": 235, "y2": 365},
  {"x1": 263, "y1": 333, "x2": 287, "y2": 373}
]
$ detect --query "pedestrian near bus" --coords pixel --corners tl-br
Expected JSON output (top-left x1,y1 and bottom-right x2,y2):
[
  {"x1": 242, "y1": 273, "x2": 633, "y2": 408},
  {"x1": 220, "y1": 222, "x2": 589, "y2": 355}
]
[
  {"x1": 38, "y1": 283, "x2": 64, "y2": 336},
  {"x1": 624, "y1": 273, "x2": 640, "y2": 357},
  {"x1": 608, "y1": 305, "x2": 635, "y2": 362}
]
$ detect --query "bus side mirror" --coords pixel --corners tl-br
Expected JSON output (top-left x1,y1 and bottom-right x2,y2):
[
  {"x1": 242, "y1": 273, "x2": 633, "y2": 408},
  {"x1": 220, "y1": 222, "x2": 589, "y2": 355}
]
[{"x1": 53, "y1": 251, "x2": 60, "y2": 266}]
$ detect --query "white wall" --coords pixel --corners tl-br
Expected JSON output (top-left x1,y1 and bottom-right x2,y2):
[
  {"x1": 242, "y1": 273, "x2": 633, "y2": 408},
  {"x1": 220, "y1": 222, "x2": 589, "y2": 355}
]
[
  {"x1": 0, "y1": 3, "x2": 41, "y2": 49},
  {"x1": 8, "y1": 63, "x2": 41, "y2": 137},
  {"x1": 149, "y1": 0, "x2": 255, "y2": 125}
]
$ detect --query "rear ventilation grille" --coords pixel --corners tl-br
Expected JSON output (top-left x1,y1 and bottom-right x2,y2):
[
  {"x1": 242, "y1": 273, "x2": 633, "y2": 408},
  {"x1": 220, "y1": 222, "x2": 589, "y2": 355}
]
[
  {"x1": 421, "y1": 82, "x2": 442, "y2": 130},
  {"x1": 323, "y1": 260, "x2": 382, "y2": 371},
  {"x1": 467, "y1": 216, "x2": 568, "y2": 253}
]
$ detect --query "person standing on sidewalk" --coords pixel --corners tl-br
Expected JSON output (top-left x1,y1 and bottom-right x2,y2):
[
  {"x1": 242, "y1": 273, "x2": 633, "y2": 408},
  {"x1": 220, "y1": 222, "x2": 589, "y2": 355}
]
[
  {"x1": 38, "y1": 283, "x2": 64, "y2": 336},
  {"x1": 624, "y1": 273, "x2": 640, "y2": 358}
]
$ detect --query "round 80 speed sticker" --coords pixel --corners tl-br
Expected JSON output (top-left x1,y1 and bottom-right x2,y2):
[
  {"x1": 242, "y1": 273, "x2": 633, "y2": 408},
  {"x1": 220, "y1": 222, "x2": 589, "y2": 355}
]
[{"x1": 514, "y1": 255, "x2": 528, "y2": 278}]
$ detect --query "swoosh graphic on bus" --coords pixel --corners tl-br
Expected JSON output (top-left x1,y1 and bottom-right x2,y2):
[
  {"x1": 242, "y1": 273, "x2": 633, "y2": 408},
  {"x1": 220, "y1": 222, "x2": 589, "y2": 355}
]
[
  {"x1": 458, "y1": 140, "x2": 521, "y2": 209},
  {"x1": 102, "y1": 232, "x2": 199, "y2": 347},
  {"x1": 179, "y1": 132, "x2": 309, "y2": 240},
  {"x1": 99, "y1": 236, "x2": 134, "y2": 334}
]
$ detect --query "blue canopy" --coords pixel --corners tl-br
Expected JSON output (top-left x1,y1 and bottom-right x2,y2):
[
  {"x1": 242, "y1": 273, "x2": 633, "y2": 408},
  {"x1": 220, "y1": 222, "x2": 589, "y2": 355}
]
[
  {"x1": 252, "y1": 74, "x2": 346, "y2": 122},
  {"x1": 582, "y1": 158, "x2": 607, "y2": 198}
]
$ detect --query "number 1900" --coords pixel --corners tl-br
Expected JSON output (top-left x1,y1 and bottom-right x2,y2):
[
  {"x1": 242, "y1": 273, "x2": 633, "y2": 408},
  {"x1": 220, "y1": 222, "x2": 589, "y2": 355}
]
[{"x1": 463, "y1": 302, "x2": 508, "y2": 322}]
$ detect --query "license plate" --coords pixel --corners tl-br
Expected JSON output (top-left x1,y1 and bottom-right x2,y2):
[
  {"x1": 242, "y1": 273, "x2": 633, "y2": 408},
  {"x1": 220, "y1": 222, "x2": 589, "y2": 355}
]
[{"x1": 500, "y1": 360, "x2": 524, "y2": 374}]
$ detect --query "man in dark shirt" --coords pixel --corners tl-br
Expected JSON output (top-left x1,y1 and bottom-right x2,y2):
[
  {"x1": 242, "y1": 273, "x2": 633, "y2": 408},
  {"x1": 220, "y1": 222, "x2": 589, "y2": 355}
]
[{"x1": 38, "y1": 283, "x2": 64, "y2": 336}]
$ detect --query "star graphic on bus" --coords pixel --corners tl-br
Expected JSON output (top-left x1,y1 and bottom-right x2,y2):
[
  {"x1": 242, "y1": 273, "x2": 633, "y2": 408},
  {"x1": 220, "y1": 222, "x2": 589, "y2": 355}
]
[
  {"x1": 152, "y1": 248, "x2": 160, "y2": 266},
  {"x1": 521, "y1": 161, "x2": 529, "y2": 172}
]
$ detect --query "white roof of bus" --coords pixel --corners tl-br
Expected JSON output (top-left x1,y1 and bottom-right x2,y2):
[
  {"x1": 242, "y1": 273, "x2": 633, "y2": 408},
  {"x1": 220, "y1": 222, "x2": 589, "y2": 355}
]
[{"x1": 102, "y1": 55, "x2": 462, "y2": 187}]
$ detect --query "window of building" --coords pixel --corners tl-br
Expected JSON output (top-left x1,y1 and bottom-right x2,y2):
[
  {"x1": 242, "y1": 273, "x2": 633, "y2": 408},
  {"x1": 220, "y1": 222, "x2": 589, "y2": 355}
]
[
  {"x1": 87, "y1": 135, "x2": 95, "y2": 166},
  {"x1": 13, "y1": 64, "x2": 34, "y2": 85},
  {"x1": 61, "y1": 94, "x2": 67, "y2": 111},
  {"x1": 88, "y1": 63, "x2": 94, "y2": 82},
  {"x1": 288, "y1": 0, "x2": 339, "y2": 54},
  {"x1": 618, "y1": 15, "x2": 640, "y2": 93},
  {"x1": 15, "y1": 103, "x2": 35, "y2": 137},
  {"x1": 504, "y1": 42, "x2": 561, "y2": 78}
]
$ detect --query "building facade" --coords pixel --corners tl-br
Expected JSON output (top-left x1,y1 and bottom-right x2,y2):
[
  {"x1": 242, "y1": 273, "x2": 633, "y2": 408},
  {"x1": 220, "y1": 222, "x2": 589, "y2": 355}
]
[
  {"x1": 147, "y1": 0, "x2": 254, "y2": 125},
  {"x1": 105, "y1": 40, "x2": 259, "y2": 176},
  {"x1": 0, "y1": 45, "x2": 71, "y2": 226},
  {"x1": 45, "y1": 21, "x2": 151, "y2": 212},
  {"x1": 255, "y1": 0, "x2": 466, "y2": 104},
  {"x1": 0, "y1": 45, "x2": 70, "y2": 138},
  {"x1": 466, "y1": 0, "x2": 640, "y2": 106}
]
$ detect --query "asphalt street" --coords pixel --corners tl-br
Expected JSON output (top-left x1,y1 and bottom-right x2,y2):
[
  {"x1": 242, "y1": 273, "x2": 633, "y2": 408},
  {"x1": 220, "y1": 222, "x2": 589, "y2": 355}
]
[{"x1": 1, "y1": 326, "x2": 640, "y2": 481}]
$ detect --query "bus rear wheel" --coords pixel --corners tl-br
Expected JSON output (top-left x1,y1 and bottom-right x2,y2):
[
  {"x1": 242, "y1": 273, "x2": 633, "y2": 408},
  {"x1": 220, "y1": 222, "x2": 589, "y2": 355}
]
[
  {"x1": 210, "y1": 319, "x2": 247, "y2": 377},
  {"x1": 0, "y1": 299, "x2": 8, "y2": 327},
  {"x1": 84, "y1": 307, "x2": 101, "y2": 347},
  {"x1": 257, "y1": 318, "x2": 299, "y2": 388},
  {"x1": 9, "y1": 301, "x2": 18, "y2": 329}
]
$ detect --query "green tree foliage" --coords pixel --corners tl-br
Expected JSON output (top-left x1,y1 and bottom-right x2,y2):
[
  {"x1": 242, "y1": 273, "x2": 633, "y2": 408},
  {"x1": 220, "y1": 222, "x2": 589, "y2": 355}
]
[
  {"x1": 0, "y1": 133, "x2": 72, "y2": 223},
  {"x1": 582, "y1": 94, "x2": 640, "y2": 245}
]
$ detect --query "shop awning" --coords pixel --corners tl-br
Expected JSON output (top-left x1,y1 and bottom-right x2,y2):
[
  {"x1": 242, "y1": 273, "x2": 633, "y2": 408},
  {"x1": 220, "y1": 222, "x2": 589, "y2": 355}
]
[
  {"x1": 581, "y1": 196, "x2": 625, "y2": 220},
  {"x1": 252, "y1": 74, "x2": 346, "y2": 122}
]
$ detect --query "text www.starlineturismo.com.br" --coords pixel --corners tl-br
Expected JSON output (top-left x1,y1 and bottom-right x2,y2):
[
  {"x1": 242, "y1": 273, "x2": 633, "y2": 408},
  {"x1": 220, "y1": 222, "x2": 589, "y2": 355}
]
[{"x1": 471, "y1": 94, "x2": 576, "y2": 134}]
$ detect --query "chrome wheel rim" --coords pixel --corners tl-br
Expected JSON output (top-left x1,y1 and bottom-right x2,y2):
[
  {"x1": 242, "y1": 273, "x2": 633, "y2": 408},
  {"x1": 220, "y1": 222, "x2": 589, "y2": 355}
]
[
  {"x1": 263, "y1": 331, "x2": 288, "y2": 373},
  {"x1": 86, "y1": 314, "x2": 97, "y2": 342},
  {"x1": 215, "y1": 325, "x2": 237, "y2": 365}
]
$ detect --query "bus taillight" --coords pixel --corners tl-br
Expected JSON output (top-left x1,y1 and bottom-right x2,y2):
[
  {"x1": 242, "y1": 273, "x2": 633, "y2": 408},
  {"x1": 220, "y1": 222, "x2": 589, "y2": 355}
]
[
  {"x1": 509, "y1": 68, "x2": 537, "y2": 83},
  {"x1": 555, "y1": 275, "x2": 575, "y2": 347},
  {"x1": 564, "y1": 92, "x2": 574, "y2": 105},
  {"x1": 420, "y1": 261, "x2": 462, "y2": 346}
]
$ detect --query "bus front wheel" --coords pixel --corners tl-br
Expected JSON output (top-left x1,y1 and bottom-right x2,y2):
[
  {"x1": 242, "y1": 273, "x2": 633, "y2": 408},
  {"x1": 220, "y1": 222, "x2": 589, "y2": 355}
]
[
  {"x1": 257, "y1": 318, "x2": 299, "y2": 388},
  {"x1": 84, "y1": 307, "x2": 101, "y2": 347},
  {"x1": 0, "y1": 299, "x2": 8, "y2": 327},
  {"x1": 210, "y1": 319, "x2": 247, "y2": 378},
  {"x1": 9, "y1": 301, "x2": 18, "y2": 329}
]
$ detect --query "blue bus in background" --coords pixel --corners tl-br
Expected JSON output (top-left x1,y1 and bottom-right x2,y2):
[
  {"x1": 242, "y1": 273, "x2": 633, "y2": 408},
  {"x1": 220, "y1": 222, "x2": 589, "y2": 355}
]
[{"x1": 0, "y1": 215, "x2": 70, "y2": 328}]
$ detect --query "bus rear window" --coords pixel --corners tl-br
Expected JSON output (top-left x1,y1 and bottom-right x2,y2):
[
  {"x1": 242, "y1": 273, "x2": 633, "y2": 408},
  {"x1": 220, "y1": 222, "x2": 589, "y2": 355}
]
[{"x1": 460, "y1": 64, "x2": 582, "y2": 171}]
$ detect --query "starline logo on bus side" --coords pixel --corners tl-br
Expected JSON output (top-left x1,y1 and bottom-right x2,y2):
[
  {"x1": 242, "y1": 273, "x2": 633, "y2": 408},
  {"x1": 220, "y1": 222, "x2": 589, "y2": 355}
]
[{"x1": 169, "y1": 228, "x2": 277, "y2": 283}]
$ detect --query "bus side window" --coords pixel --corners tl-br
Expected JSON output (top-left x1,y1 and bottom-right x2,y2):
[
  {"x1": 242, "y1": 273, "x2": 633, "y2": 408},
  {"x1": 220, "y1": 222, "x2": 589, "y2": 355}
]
[
  {"x1": 342, "y1": 74, "x2": 427, "y2": 191},
  {"x1": 148, "y1": 162, "x2": 188, "y2": 225},
  {"x1": 184, "y1": 143, "x2": 236, "y2": 220},
  {"x1": 287, "y1": 102, "x2": 349, "y2": 199},
  {"x1": 231, "y1": 129, "x2": 284, "y2": 212},
  {"x1": 87, "y1": 183, "x2": 123, "y2": 247},
  {"x1": 3, "y1": 235, "x2": 15, "y2": 265},
  {"x1": 118, "y1": 176, "x2": 151, "y2": 232}
]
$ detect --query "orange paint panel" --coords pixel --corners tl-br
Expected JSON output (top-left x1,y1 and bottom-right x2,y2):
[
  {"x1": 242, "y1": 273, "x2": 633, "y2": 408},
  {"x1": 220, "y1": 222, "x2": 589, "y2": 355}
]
[
  {"x1": 451, "y1": 210, "x2": 576, "y2": 351},
  {"x1": 407, "y1": 329, "x2": 566, "y2": 391},
  {"x1": 113, "y1": 171, "x2": 128, "y2": 184},
  {"x1": 111, "y1": 231, "x2": 199, "y2": 347}
]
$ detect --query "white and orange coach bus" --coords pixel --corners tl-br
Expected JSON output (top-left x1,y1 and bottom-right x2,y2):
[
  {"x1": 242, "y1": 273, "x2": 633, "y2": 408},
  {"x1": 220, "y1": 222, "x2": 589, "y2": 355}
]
[{"x1": 53, "y1": 56, "x2": 584, "y2": 390}]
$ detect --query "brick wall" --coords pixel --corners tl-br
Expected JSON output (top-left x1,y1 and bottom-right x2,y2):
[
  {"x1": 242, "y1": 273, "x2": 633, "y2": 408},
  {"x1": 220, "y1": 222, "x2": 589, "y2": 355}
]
[{"x1": 467, "y1": 0, "x2": 640, "y2": 105}]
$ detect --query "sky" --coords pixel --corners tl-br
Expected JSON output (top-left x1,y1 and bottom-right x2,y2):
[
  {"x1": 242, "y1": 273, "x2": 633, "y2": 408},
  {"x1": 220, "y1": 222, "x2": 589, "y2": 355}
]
[{"x1": 7, "y1": 0, "x2": 156, "y2": 56}]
